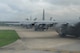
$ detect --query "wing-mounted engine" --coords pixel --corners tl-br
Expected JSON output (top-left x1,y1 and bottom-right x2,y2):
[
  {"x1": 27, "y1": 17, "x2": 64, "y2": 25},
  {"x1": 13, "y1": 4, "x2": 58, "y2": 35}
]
[{"x1": 56, "y1": 22, "x2": 80, "y2": 38}]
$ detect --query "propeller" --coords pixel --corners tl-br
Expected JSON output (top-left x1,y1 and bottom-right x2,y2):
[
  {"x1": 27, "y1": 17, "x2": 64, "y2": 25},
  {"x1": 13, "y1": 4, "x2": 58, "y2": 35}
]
[
  {"x1": 26, "y1": 18, "x2": 29, "y2": 21},
  {"x1": 34, "y1": 18, "x2": 37, "y2": 21}
]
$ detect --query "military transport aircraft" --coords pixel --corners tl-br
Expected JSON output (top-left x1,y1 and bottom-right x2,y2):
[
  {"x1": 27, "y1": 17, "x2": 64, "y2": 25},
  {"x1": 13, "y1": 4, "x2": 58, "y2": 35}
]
[
  {"x1": 20, "y1": 9, "x2": 57, "y2": 30},
  {"x1": 55, "y1": 19, "x2": 80, "y2": 38}
]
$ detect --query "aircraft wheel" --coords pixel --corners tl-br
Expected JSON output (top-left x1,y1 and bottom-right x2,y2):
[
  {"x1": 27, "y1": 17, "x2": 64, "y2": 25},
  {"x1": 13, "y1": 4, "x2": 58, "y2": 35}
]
[{"x1": 59, "y1": 33, "x2": 66, "y2": 38}]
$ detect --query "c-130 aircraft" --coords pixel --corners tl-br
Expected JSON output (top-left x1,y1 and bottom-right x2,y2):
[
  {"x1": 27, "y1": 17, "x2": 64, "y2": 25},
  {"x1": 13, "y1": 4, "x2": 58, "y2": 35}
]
[
  {"x1": 55, "y1": 19, "x2": 80, "y2": 38},
  {"x1": 20, "y1": 9, "x2": 57, "y2": 31}
]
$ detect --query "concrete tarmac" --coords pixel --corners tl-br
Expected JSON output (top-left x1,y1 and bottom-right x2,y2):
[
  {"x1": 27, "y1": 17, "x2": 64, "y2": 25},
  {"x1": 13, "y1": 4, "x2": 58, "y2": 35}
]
[{"x1": 0, "y1": 26, "x2": 80, "y2": 53}]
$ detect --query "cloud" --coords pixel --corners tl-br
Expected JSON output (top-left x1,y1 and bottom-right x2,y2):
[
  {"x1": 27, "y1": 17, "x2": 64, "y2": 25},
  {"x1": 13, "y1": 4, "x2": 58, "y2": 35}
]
[
  {"x1": 44, "y1": 0, "x2": 80, "y2": 6},
  {"x1": 0, "y1": 2, "x2": 17, "y2": 13},
  {"x1": 0, "y1": 0, "x2": 80, "y2": 21}
]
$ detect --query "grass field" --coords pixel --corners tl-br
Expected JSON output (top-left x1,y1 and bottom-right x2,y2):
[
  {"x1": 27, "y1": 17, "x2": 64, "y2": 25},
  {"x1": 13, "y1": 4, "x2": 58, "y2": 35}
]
[{"x1": 0, "y1": 30, "x2": 20, "y2": 47}]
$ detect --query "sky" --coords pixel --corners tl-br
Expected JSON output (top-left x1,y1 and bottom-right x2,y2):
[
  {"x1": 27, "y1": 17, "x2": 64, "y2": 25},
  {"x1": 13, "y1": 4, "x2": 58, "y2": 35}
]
[{"x1": 0, "y1": 0, "x2": 80, "y2": 22}]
